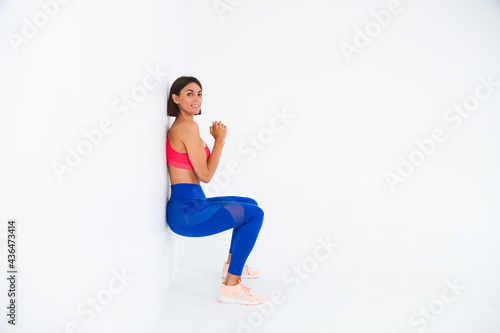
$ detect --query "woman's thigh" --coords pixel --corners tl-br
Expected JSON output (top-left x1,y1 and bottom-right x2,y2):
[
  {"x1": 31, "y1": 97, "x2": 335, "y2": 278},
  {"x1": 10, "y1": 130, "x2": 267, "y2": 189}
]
[
  {"x1": 205, "y1": 196, "x2": 258, "y2": 206},
  {"x1": 167, "y1": 199, "x2": 263, "y2": 237}
]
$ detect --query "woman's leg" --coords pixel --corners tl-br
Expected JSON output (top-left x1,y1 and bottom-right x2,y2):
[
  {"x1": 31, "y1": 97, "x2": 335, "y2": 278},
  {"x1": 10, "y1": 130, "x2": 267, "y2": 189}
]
[
  {"x1": 167, "y1": 199, "x2": 264, "y2": 279},
  {"x1": 205, "y1": 196, "x2": 259, "y2": 260},
  {"x1": 205, "y1": 196, "x2": 258, "y2": 206}
]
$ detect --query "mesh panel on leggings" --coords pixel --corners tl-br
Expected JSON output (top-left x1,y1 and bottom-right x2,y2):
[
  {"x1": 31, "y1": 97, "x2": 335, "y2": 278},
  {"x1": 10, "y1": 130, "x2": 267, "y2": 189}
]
[{"x1": 222, "y1": 202, "x2": 245, "y2": 225}]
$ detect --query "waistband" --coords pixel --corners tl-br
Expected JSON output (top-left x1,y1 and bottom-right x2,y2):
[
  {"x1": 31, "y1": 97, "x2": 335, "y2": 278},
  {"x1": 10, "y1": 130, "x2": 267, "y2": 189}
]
[{"x1": 169, "y1": 183, "x2": 206, "y2": 201}]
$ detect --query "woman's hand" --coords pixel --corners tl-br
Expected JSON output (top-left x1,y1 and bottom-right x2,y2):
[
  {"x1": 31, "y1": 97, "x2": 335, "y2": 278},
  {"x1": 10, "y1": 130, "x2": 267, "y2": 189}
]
[{"x1": 210, "y1": 121, "x2": 227, "y2": 143}]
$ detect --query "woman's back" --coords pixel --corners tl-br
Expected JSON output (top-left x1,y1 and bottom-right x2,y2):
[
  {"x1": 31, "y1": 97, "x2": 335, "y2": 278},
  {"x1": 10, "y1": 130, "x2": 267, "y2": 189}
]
[{"x1": 167, "y1": 119, "x2": 207, "y2": 185}]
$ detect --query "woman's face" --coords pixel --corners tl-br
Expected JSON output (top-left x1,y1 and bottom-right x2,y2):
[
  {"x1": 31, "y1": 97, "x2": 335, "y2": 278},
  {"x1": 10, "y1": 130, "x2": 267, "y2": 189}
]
[{"x1": 173, "y1": 82, "x2": 202, "y2": 114}]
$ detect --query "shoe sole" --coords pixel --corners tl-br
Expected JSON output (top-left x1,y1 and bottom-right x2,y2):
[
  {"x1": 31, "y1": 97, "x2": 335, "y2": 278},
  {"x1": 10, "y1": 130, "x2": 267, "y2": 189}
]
[{"x1": 217, "y1": 295, "x2": 264, "y2": 305}]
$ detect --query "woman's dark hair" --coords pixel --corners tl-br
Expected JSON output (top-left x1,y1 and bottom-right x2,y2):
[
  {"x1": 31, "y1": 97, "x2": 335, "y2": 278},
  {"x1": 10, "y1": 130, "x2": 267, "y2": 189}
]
[{"x1": 167, "y1": 76, "x2": 202, "y2": 117}]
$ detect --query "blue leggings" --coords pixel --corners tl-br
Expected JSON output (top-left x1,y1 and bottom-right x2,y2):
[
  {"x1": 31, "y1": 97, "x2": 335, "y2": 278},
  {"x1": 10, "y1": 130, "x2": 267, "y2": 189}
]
[{"x1": 166, "y1": 183, "x2": 264, "y2": 276}]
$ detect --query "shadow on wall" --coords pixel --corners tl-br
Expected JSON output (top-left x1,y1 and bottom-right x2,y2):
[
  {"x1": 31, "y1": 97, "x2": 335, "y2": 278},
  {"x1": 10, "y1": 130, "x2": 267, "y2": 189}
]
[{"x1": 165, "y1": 107, "x2": 186, "y2": 286}]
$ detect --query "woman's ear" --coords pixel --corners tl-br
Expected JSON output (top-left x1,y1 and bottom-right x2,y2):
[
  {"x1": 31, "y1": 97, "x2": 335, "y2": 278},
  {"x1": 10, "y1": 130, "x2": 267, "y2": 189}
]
[{"x1": 172, "y1": 94, "x2": 179, "y2": 104}]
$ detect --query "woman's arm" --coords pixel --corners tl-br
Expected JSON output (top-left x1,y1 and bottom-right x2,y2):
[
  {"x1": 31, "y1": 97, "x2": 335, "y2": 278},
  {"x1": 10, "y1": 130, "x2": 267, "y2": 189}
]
[{"x1": 183, "y1": 121, "x2": 225, "y2": 183}]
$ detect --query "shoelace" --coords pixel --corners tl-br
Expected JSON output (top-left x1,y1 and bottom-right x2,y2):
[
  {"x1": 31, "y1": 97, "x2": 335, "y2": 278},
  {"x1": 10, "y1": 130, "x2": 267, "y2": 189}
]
[{"x1": 238, "y1": 281, "x2": 252, "y2": 295}]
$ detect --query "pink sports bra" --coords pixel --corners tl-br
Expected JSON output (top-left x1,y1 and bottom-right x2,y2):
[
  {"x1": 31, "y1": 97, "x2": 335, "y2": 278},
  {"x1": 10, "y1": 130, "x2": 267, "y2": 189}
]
[{"x1": 166, "y1": 136, "x2": 210, "y2": 170}]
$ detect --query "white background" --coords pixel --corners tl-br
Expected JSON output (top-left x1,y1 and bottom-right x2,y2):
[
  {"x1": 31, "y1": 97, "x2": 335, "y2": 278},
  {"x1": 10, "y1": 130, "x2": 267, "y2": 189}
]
[{"x1": 1, "y1": 0, "x2": 500, "y2": 332}]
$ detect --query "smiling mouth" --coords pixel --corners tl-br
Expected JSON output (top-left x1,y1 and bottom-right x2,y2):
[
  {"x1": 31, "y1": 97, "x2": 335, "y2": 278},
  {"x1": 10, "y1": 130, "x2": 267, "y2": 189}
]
[{"x1": 191, "y1": 105, "x2": 200, "y2": 108}]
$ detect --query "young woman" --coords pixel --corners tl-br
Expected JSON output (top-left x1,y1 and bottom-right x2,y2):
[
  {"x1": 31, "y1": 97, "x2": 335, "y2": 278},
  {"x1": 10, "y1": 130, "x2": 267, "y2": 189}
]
[{"x1": 166, "y1": 76, "x2": 265, "y2": 305}]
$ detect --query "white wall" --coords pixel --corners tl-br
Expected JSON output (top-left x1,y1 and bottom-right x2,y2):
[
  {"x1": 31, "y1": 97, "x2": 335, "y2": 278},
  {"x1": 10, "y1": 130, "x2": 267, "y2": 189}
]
[
  {"x1": 189, "y1": 0, "x2": 500, "y2": 252},
  {"x1": 0, "y1": 0, "x2": 190, "y2": 332},
  {"x1": 173, "y1": 0, "x2": 500, "y2": 331}
]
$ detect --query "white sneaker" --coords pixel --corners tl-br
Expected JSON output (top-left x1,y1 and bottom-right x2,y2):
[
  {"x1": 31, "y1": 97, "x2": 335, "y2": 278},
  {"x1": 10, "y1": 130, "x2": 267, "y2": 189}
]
[{"x1": 217, "y1": 280, "x2": 265, "y2": 305}]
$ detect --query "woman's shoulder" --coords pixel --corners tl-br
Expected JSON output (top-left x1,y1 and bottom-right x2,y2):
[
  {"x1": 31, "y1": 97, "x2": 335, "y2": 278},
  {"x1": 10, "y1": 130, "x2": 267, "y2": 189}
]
[
  {"x1": 169, "y1": 120, "x2": 199, "y2": 141},
  {"x1": 172, "y1": 119, "x2": 198, "y2": 131}
]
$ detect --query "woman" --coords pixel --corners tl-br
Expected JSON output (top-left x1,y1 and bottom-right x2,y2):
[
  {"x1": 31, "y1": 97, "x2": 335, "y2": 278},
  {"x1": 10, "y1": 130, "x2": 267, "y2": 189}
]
[{"x1": 166, "y1": 76, "x2": 265, "y2": 305}]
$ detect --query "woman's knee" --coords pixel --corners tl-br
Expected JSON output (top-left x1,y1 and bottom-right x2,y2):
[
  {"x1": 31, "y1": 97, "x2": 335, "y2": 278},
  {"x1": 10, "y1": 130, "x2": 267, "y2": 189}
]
[
  {"x1": 250, "y1": 206, "x2": 264, "y2": 226},
  {"x1": 243, "y1": 197, "x2": 258, "y2": 206}
]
